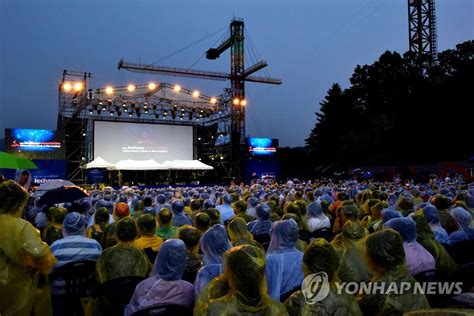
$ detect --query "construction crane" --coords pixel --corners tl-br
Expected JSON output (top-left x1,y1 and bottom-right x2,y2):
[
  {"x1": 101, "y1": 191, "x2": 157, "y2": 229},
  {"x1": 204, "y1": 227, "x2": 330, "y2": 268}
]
[
  {"x1": 118, "y1": 18, "x2": 282, "y2": 145},
  {"x1": 408, "y1": 0, "x2": 437, "y2": 62}
]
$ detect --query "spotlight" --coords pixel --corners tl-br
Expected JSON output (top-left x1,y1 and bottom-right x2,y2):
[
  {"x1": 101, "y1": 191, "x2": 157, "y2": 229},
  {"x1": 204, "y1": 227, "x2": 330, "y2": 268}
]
[
  {"x1": 148, "y1": 82, "x2": 157, "y2": 91},
  {"x1": 127, "y1": 84, "x2": 136, "y2": 92},
  {"x1": 98, "y1": 100, "x2": 103, "y2": 105},
  {"x1": 192, "y1": 90, "x2": 200, "y2": 98},
  {"x1": 198, "y1": 137, "x2": 201, "y2": 141},
  {"x1": 110, "y1": 112, "x2": 114, "y2": 116},
  {"x1": 122, "y1": 102, "x2": 127, "y2": 107},
  {"x1": 89, "y1": 109, "x2": 93, "y2": 114},
  {"x1": 144, "y1": 109, "x2": 149, "y2": 114},
  {"x1": 210, "y1": 97, "x2": 217, "y2": 104},
  {"x1": 129, "y1": 112, "x2": 133, "y2": 117},
  {"x1": 102, "y1": 106, "x2": 106, "y2": 111},
  {"x1": 73, "y1": 82, "x2": 83, "y2": 91},
  {"x1": 220, "y1": 156, "x2": 224, "y2": 160},
  {"x1": 124, "y1": 108, "x2": 128, "y2": 112},
  {"x1": 62, "y1": 82, "x2": 72, "y2": 92},
  {"x1": 173, "y1": 85, "x2": 181, "y2": 92},
  {"x1": 240, "y1": 99, "x2": 247, "y2": 106},
  {"x1": 232, "y1": 98, "x2": 240, "y2": 105},
  {"x1": 105, "y1": 86, "x2": 114, "y2": 95}
]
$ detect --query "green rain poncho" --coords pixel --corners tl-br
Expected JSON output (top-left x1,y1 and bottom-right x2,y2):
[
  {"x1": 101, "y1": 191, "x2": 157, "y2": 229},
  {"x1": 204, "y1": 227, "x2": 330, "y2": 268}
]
[
  {"x1": 333, "y1": 221, "x2": 371, "y2": 283},
  {"x1": 195, "y1": 244, "x2": 288, "y2": 316},
  {"x1": 358, "y1": 229, "x2": 430, "y2": 315},
  {"x1": 411, "y1": 210, "x2": 457, "y2": 274},
  {"x1": 284, "y1": 239, "x2": 362, "y2": 316}
]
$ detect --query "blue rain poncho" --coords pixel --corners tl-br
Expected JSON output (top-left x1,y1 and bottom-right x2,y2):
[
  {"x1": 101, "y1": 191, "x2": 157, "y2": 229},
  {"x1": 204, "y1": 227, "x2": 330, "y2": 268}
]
[
  {"x1": 306, "y1": 201, "x2": 331, "y2": 233},
  {"x1": 381, "y1": 208, "x2": 403, "y2": 223},
  {"x1": 265, "y1": 219, "x2": 304, "y2": 301},
  {"x1": 194, "y1": 225, "x2": 232, "y2": 295},
  {"x1": 171, "y1": 200, "x2": 192, "y2": 227},
  {"x1": 449, "y1": 206, "x2": 474, "y2": 244},
  {"x1": 125, "y1": 239, "x2": 195, "y2": 316},
  {"x1": 422, "y1": 204, "x2": 450, "y2": 244},
  {"x1": 247, "y1": 203, "x2": 272, "y2": 236}
]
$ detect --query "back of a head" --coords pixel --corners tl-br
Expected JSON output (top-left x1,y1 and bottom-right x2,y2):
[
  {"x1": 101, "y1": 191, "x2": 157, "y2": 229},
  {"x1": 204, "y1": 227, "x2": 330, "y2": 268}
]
[
  {"x1": 341, "y1": 204, "x2": 359, "y2": 221},
  {"x1": 179, "y1": 225, "x2": 201, "y2": 249},
  {"x1": 63, "y1": 212, "x2": 86, "y2": 236},
  {"x1": 232, "y1": 200, "x2": 246, "y2": 214},
  {"x1": 304, "y1": 239, "x2": 339, "y2": 281},
  {"x1": 336, "y1": 191, "x2": 349, "y2": 202},
  {"x1": 116, "y1": 217, "x2": 138, "y2": 242},
  {"x1": 137, "y1": 213, "x2": 157, "y2": 236},
  {"x1": 114, "y1": 202, "x2": 130, "y2": 219},
  {"x1": 156, "y1": 194, "x2": 166, "y2": 205},
  {"x1": 157, "y1": 208, "x2": 173, "y2": 226},
  {"x1": 341, "y1": 221, "x2": 366, "y2": 241},
  {"x1": 366, "y1": 229, "x2": 405, "y2": 272},
  {"x1": 228, "y1": 217, "x2": 250, "y2": 243},
  {"x1": 422, "y1": 204, "x2": 440, "y2": 225},
  {"x1": 201, "y1": 224, "x2": 231, "y2": 265},
  {"x1": 381, "y1": 209, "x2": 403, "y2": 223},
  {"x1": 0, "y1": 180, "x2": 29, "y2": 215},
  {"x1": 397, "y1": 194, "x2": 414, "y2": 212},
  {"x1": 307, "y1": 201, "x2": 323, "y2": 218},
  {"x1": 202, "y1": 199, "x2": 215, "y2": 211},
  {"x1": 50, "y1": 207, "x2": 66, "y2": 224},
  {"x1": 432, "y1": 194, "x2": 450, "y2": 210},
  {"x1": 268, "y1": 219, "x2": 299, "y2": 253},
  {"x1": 190, "y1": 199, "x2": 202, "y2": 212},
  {"x1": 256, "y1": 203, "x2": 271, "y2": 220},
  {"x1": 247, "y1": 197, "x2": 258, "y2": 208},
  {"x1": 223, "y1": 194, "x2": 233, "y2": 205},
  {"x1": 195, "y1": 212, "x2": 211, "y2": 231},
  {"x1": 143, "y1": 196, "x2": 153, "y2": 207},
  {"x1": 152, "y1": 239, "x2": 187, "y2": 281},
  {"x1": 383, "y1": 217, "x2": 416, "y2": 243},
  {"x1": 223, "y1": 244, "x2": 266, "y2": 306},
  {"x1": 94, "y1": 207, "x2": 110, "y2": 225},
  {"x1": 171, "y1": 200, "x2": 185, "y2": 214},
  {"x1": 284, "y1": 202, "x2": 300, "y2": 216},
  {"x1": 204, "y1": 208, "x2": 222, "y2": 226}
]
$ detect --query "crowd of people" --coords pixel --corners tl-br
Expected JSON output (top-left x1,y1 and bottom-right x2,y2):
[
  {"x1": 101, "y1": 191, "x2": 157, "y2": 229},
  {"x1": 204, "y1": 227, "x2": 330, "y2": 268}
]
[{"x1": 1, "y1": 174, "x2": 474, "y2": 315}]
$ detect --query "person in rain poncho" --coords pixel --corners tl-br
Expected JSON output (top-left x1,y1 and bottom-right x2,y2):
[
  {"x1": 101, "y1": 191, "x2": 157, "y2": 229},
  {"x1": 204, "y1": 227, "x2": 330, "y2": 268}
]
[
  {"x1": 305, "y1": 201, "x2": 331, "y2": 233},
  {"x1": 247, "y1": 203, "x2": 273, "y2": 236},
  {"x1": 125, "y1": 239, "x2": 195, "y2": 316},
  {"x1": 396, "y1": 194, "x2": 415, "y2": 216},
  {"x1": 42, "y1": 206, "x2": 66, "y2": 245},
  {"x1": 421, "y1": 204, "x2": 450, "y2": 244},
  {"x1": 246, "y1": 197, "x2": 259, "y2": 218},
  {"x1": 178, "y1": 226, "x2": 203, "y2": 284},
  {"x1": 194, "y1": 224, "x2": 232, "y2": 295},
  {"x1": 86, "y1": 207, "x2": 109, "y2": 247},
  {"x1": 383, "y1": 217, "x2": 436, "y2": 276},
  {"x1": 366, "y1": 201, "x2": 388, "y2": 233},
  {"x1": 265, "y1": 219, "x2": 304, "y2": 301},
  {"x1": 101, "y1": 202, "x2": 130, "y2": 249},
  {"x1": 216, "y1": 194, "x2": 235, "y2": 224},
  {"x1": 195, "y1": 244, "x2": 288, "y2": 316},
  {"x1": 284, "y1": 239, "x2": 362, "y2": 316},
  {"x1": 381, "y1": 208, "x2": 403, "y2": 224},
  {"x1": 134, "y1": 213, "x2": 163, "y2": 252},
  {"x1": 14, "y1": 169, "x2": 32, "y2": 191},
  {"x1": 358, "y1": 229, "x2": 430, "y2": 315},
  {"x1": 232, "y1": 200, "x2": 255, "y2": 223},
  {"x1": 333, "y1": 221, "x2": 371, "y2": 283},
  {"x1": 0, "y1": 180, "x2": 57, "y2": 316},
  {"x1": 155, "y1": 208, "x2": 178, "y2": 240},
  {"x1": 449, "y1": 206, "x2": 474, "y2": 244},
  {"x1": 171, "y1": 200, "x2": 193, "y2": 227},
  {"x1": 96, "y1": 217, "x2": 149, "y2": 283},
  {"x1": 431, "y1": 194, "x2": 457, "y2": 233},
  {"x1": 50, "y1": 212, "x2": 102, "y2": 294},
  {"x1": 227, "y1": 217, "x2": 264, "y2": 251}
]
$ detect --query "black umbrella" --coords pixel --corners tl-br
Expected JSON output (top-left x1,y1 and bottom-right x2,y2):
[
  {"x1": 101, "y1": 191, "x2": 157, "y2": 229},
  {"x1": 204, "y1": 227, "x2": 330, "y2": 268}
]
[{"x1": 38, "y1": 186, "x2": 88, "y2": 206}]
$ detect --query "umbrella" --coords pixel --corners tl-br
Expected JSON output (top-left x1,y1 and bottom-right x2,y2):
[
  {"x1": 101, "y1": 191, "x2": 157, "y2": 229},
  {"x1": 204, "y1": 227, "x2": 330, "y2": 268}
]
[
  {"x1": 37, "y1": 186, "x2": 88, "y2": 206},
  {"x1": 0, "y1": 151, "x2": 38, "y2": 169},
  {"x1": 34, "y1": 179, "x2": 76, "y2": 197}
]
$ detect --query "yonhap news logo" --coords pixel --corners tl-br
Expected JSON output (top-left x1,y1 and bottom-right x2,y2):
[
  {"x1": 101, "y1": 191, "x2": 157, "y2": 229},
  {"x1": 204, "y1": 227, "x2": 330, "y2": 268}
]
[{"x1": 302, "y1": 272, "x2": 463, "y2": 304}]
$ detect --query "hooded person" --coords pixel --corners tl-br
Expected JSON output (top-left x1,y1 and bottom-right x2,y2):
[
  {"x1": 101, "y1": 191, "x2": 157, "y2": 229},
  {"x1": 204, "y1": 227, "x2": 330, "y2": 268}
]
[
  {"x1": 14, "y1": 169, "x2": 32, "y2": 191},
  {"x1": 96, "y1": 218, "x2": 149, "y2": 284},
  {"x1": 86, "y1": 207, "x2": 110, "y2": 246},
  {"x1": 101, "y1": 202, "x2": 130, "y2": 249},
  {"x1": 216, "y1": 194, "x2": 235, "y2": 224},
  {"x1": 171, "y1": 200, "x2": 193, "y2": 227},
  {"x1": 381, "y1": 208, "x2": 403, "y2": 224},
  {"x1": 178, "y1": 226, "x2": 203, "y2": 284},
  {"x1": 422, "y1": 204, "x2": 450, "y2": 244},
  {"x1": 306, "y1": 201, "x2": 331, "y2": 233},
  {"x1": 246, "y1": 197, "x2": 259, "y2": 218},
  {"x1": 194, "y1": 224, "x2": 233, "y2": 295},
  {"x1": 232, "y1": 200, "x2": 254, "y2": 223},
  {"x1": 49, "y1": 212, "x2": 103, "y2": 295},
  {"x1": 449, "y1": 206, "x2": 474, "y2": 244},
  {"x1": 0, "y1": 180, "x2": 57, "y2": 316},
  {"x1": 153, "y1": 194, "x2": 170, "y2": 216},
  {"x1": 333, "y1": 221, "x2": 371, "y2": 283},
  {"x1": 431, "y1": 194, "x2": 457, "y2": 233},
  {"x1": 247, "y1": 203, "x2": 273, "y2": 236},
  {"x1": 124, "y1": 239, "x2": 195, "y2": 316},
  {"x1": 227, "y1": 217, "x2": 264, "y2": 251},
  {"x1": 284, "y1": 239, "x2": 362, "y2": 316},
  {"x1": 195, "y1": 244, "x2": 288, "y2": 315},
  {"x1": 265, "y1": 219, "x2": 304, "y2": 301},
  {"x1": 42, "y1": 207, "x2": 66, "y2": 245},
  {"x1": 358, "y1": 229, "x2": 430, "y2": 315},
  {"x1": 383, "y1": 217, "x2": 436, "y2": 276}
]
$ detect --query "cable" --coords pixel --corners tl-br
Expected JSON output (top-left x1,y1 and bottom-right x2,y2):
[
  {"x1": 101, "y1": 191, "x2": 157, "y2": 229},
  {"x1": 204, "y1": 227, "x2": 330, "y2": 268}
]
[{"x1": 185, "y1": 28, "x2": 229, "y2": 71}]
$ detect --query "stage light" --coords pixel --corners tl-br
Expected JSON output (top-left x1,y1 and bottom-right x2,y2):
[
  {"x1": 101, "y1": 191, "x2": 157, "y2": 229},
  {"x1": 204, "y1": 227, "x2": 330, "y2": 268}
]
[
  {"x1": 173, "y1": 85, "x2": 181, "y2": 92},
  {"x1": 240, "y1": 99, "x2": 247, "y2": 106},
  {"x1": 143, "y1": 103, "x2": 148, "y2": 109},
  {"x1": 180, "y1": 117, "x2": 183, "y2": 120},
  {"x1": 82, "y1": 133, "x2": 86, "y2": 137},
  {"x1": 148, "y1": 82, "x2": 157, "y2": 91},
  {"x1": 144, "y1": 109, "x2": 148, "y2": 114},
  {"x1": 74, "y1": 82, "x2": 83, "y2": 91},
  {"x1": 181, "y1": 108, "x2": 184, "y2": 112},
  {"x1": 192, "y1": 90, "x2": 200, "y2": 98},
  {"x1": 105, "y1": 86, "x2": 114, "y2": 95},
  {"x1": 127, "y1": 84, "x2": 136, "y2": 92},
  {"x1": 124, "y1": 108, "x2": 128, "y2": 112},
  {"x1": 129, "y1": 112, "x2": 133, "y2": 117},
  {"x1": 220, "y1": 156, "x2": 224, "y2": 160},
  {"x1": 199, "y1": 114, "x2": 203, "y2": 117},
  {"x1": 102, "y1": 106, "x2": 106, "y2": 111},
  {"x1": 210, "y1": 97, "x2": 217, "y2": 104},
  {"x1": 62, "y1": 82, "x2": 72, "y2": 92},
  {"x1": 89, "y1": 109, "x2": 93, "y2": 114},
  {"x1": 122, "y1": 102, "x2": 127, "y2": 107},
  {"x1": 110, "y1": 112, "x2": 114, "y2": 116},
  {"x1": 233, "y1": 98, "x2": 240, "y2": 105},
  {"x1": 198, "y1": 137, "x2": 201, "y2": 141},
  {"x1": 98, "y1": 100, "x2": 103, "y2": 105},
  {"x1": 196, "y1": 118, "x2": 200, "y2": 121}
]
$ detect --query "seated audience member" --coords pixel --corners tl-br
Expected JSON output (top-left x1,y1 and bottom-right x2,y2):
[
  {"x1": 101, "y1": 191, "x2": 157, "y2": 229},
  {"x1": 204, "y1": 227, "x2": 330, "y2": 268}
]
[
  {"x1": 216, "y1": 194, "x2": 235, "y2": 224},
  {"x1": 227, "y1": 217, "x2": 264, "y2": 250},
  {"x1": 246, "y1": 197, "x2": 259, "y2": 218},
  {"x1": 284, "y1": 239, "x2": 362, "y2": 315},
  {"x1": 195, "y1": 212, "x2": 211, "y2": 234},
  {"x1": 306, "y1": 201, "x2": 331, "y2": 233},
  {"x1": 134, "y1": 214, "x2": 163, "y2": 263},
  {"x1": 449, "y1": 206, "x2": 474, "y2": 244},
  {"x1": 358, "y1": 229, "x2": 430, "y2": 315},
  {"x1": 96, "y1": 218, "x2": 149, "y2": 283},
  {"x1": 421, "y1": 204, "x2": 450, "y2": 244},
  {"x1": 50, "y1": 212, "x2": 102, "y2": 294},
  {"x1": 171, "y1": 200, "x2": 193, "y2": 227},
  {"x1": 178, "y1": 225, "x2": 203, "y2": 283},
  {"x1": 195, "y1": 245, "x2": 287, "y2": 315},
  {"x1": 265, "y1": 219, "x2": 304, "y2": 301},
  {"x1": 101, "y1": 202, "x2": 130, "y2": 249},
  {"x1": 396, "y1": 194, "x2": 415, "y2": 216},
  {"x1": 431, "y1": 194, "x2": 456, "y2": 233},
  {"x1": 125, "y1": 239, "x2": 195, "y2": 315},
  {"x1": 43, "y1": 207, "x2": 66, "y2": 245},
  {"x1": 384, "y1": 217, "x2": 436, "y2": 276},
  {"x1": 86, "y1": 207, "x2": 110, "y2": 246},
  {"x1": 232, "y1": 200, "x2": 254, "y2": 223},
  {"x1": 247, "y1": 203, "x2": 273, "y2": 236},
  {"x1": 204, "y1": 208, "x2": 222, "y2": 227},
  {"x1": 155, "y1": 208, "x2": 177, "y2": 240},
  {"x1": 194, "y1": 224, "x2": 232, "y2": 295},
  {"x1": 0, "y1": 180, "x2": 57, "y2": 316}
]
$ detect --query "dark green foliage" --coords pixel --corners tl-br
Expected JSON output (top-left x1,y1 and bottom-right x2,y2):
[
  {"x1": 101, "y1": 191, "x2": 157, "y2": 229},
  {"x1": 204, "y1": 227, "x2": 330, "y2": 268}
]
[{"x1": 306, "y1": 41, "x2": 474, "y2": 166}]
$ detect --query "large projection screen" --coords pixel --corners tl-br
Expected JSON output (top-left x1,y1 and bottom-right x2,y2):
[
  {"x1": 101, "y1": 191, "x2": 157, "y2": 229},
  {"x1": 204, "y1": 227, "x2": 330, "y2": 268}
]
[{"x1": 94, "y1": 121, "x2": 193, "y2": 163}]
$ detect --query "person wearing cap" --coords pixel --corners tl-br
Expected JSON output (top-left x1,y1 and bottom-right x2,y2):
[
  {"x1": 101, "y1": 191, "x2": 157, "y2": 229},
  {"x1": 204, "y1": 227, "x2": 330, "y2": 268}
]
[{"x1": 50, "y1": 212, "x2": 102, "y2": 295}]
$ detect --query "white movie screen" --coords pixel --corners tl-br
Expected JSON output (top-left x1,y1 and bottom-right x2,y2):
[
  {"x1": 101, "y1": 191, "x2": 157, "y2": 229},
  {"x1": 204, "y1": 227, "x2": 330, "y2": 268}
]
[{"x1": 94, "y1": 121, "x2": 193, "y2": 163}]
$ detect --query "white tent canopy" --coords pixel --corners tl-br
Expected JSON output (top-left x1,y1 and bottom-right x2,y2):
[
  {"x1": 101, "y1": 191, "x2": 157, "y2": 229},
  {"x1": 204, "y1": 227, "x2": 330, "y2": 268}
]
[
  {"x1": 162, "y1": 160, "x2": 214, "y2": 170},
  {"x1": 85, "y1": 157, "x2": 115, "y2": 169},
  {"x1": 114, "y1": 159, "x2": 167, "y2": 170}
]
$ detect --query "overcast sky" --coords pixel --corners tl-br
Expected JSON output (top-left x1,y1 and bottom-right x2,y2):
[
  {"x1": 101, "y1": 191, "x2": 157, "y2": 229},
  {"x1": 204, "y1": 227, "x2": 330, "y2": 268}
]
[{"x1": 1, "y1": 0, "x2": 472, "y2": 146}]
